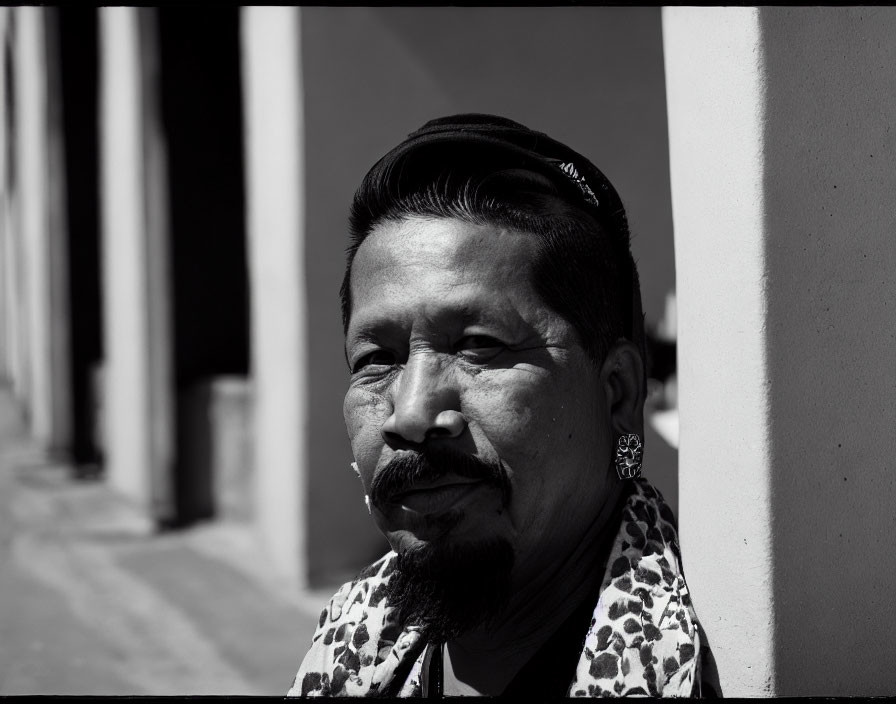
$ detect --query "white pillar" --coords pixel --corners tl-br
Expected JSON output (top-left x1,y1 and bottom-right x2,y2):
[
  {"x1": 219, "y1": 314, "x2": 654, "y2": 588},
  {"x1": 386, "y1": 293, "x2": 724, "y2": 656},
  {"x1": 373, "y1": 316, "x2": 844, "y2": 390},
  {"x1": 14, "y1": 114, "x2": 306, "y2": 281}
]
[
  {"x1": 98, "y1": 8, "x2": 174, "y2": 519},
  {"x1": 44, "y1": 8, "x2": 72, "y2": 455},
  {"x1": 0, "y1": 8, "x2": 10, "y2": 384},
  {"x1": 13, "y1": 7, "x2": 70, "y2": 450},
  {"x1": 665, "y1": 6, "x2": 896, "y2": 696},
  {"x1": 663, "y1": 9, "x2": 772, "y2": 696},
  {"x1": 14, "y1": 6, "x2": 46, "y2": 423},
  {"x1": 0, "y1": 11, "x2": 25, "y2": 400},
  {"x1": 241, "y1": 7, "x2": 307, "y2": 585}
]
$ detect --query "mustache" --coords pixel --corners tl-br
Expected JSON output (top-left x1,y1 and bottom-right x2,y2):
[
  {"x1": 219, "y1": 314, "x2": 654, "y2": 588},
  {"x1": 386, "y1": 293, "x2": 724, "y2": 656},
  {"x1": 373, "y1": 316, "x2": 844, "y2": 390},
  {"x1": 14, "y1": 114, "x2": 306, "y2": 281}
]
[{"x1": 369, "y1": 447, "x2": 509, "y2": 507}]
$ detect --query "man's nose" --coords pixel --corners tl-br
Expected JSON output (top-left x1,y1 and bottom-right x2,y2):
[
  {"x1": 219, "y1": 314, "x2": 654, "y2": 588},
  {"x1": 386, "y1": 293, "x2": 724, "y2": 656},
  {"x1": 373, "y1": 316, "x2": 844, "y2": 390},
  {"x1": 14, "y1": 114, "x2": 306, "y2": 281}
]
[{"x1": 380, "y1": 354, "x2": 466, "y2": 448}]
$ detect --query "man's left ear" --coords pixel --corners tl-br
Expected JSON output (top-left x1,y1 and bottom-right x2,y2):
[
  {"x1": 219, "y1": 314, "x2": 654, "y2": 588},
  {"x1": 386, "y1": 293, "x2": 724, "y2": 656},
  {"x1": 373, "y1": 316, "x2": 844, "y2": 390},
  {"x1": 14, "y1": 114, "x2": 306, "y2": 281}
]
[{"x1": 600, "y1": 339, "x2": 646, "y2": 438}]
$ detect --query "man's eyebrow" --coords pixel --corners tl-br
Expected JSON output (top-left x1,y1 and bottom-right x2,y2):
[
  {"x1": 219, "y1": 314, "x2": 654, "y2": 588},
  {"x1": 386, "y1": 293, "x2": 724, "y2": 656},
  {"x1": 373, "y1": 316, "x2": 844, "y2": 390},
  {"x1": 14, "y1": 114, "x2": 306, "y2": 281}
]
[
  {"x1": 344, "y1": 317, "x2": 406, "y2": 350},
  {"x1": 343, "y1": 328, "x2": 380, "y2": 369},
  {"x1": 345, "y1": 327, "x2": 382, "y2": 347},
  {"x1": 455, "y1": 303, "x2": 526, "y2": 330}
]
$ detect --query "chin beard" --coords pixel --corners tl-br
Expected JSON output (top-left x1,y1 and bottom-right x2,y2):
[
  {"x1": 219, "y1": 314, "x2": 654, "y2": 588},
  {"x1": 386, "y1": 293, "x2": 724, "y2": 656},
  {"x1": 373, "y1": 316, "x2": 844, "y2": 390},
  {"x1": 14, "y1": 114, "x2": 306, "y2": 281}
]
[{"x1": 386, "y1": 535, "x2": 515, "y2": 644}]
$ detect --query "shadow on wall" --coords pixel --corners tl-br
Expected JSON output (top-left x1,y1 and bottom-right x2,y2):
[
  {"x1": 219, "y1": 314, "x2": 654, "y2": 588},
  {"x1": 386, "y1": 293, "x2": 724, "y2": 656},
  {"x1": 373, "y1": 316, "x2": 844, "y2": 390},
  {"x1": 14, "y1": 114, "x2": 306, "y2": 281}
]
[
  {"x1": 761, "y1": 8, "x2": 896, "y2": 696},
  {"x1": 156, "y1": 7, "x2": 250, "y2": 526},
  {"x1": 301, "y1": 6, "x2": 677, "y2": 586}
]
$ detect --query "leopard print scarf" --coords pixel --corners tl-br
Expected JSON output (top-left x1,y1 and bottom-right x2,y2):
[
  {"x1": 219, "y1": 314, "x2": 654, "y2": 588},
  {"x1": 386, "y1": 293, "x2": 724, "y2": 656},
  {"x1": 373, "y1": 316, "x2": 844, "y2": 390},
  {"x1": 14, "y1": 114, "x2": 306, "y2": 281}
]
[{"x1": 289, "y1": 478, "x2": 720, "y2": 697}]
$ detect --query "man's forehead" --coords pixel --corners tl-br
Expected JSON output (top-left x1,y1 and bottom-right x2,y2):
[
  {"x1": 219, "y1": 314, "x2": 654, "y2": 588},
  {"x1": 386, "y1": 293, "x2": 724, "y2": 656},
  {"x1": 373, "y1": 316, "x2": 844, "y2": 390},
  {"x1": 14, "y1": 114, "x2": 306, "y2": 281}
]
[
  {"x1": 347, "y1": 217, "x2": 543, "y2": 339},
  {"x1": 355, "y1": 216, "x2": 535, "y2": 274}
]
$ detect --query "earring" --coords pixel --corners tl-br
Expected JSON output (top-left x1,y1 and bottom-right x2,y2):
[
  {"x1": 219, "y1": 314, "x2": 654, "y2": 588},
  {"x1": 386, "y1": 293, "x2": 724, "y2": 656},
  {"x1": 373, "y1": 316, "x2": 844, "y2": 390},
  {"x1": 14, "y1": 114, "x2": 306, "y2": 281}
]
[
  {"x1": 615, "y1": 433, "x2": 643, "y2": 480},
  {"x1": 350, "y1": 461, "x2": 361, "y2": 477}
]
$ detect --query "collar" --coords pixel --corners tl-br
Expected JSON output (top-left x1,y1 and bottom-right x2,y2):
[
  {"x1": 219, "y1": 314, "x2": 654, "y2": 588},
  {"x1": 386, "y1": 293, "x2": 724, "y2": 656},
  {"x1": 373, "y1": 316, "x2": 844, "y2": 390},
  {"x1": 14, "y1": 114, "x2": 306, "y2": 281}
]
[{"x1": 289, "y1": 478, "x2": 717, "y2": 697}]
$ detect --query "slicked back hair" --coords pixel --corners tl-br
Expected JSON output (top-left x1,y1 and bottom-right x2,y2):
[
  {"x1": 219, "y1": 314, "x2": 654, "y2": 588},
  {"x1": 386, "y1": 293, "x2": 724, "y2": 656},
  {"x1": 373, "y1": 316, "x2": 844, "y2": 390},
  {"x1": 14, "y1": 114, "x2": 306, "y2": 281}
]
[{"x1": 341, "y1": 165, "x2": 645, "y2": 370}]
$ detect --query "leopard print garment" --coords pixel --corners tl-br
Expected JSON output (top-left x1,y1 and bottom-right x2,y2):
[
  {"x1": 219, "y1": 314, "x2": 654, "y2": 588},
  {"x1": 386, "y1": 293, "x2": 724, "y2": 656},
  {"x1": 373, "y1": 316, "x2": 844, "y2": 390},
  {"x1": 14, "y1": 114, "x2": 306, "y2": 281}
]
[{"x1": 289, "y1": 479, "x2": 720, "y2": 697}]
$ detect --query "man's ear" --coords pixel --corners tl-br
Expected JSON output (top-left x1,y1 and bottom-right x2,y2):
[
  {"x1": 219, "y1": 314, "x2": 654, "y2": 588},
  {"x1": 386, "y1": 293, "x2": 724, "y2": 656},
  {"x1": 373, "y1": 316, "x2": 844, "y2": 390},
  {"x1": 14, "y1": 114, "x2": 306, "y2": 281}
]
[{"x1": 600, "y1": 339, "x2": 646, "y2": 438}]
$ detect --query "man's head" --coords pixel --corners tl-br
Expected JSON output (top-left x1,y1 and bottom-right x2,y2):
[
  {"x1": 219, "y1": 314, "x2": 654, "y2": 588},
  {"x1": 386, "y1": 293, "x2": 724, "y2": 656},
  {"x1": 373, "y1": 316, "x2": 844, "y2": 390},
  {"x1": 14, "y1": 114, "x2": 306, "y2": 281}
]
[
  {"x1": 340, "y1": 114, "x2": 646, "y2": 641},
  {"x1": 342, "y1": 114, "x2": 646, "y2": 366}
]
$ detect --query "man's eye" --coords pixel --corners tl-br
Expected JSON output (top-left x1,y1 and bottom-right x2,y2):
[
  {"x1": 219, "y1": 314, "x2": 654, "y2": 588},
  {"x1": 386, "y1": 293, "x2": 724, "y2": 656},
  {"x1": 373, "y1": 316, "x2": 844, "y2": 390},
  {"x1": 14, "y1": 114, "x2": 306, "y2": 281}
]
[
  {"x1": 351, "y1": 350, "x2": 396, "y2": 373},
  {"x1": 455, "y1": 335, "x2": 506, "y2": 362}
]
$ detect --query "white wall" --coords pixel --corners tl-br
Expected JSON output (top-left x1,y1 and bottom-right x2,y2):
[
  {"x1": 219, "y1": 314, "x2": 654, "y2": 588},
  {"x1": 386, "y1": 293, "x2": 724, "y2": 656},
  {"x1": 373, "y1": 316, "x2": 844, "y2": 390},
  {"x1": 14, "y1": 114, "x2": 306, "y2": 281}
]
[
  {"x1": 760, "y1": 8, "x2": 896, "y2": 696},
  {"x1": 665, "y1": 7, "x2": 896, "y2": 696}
]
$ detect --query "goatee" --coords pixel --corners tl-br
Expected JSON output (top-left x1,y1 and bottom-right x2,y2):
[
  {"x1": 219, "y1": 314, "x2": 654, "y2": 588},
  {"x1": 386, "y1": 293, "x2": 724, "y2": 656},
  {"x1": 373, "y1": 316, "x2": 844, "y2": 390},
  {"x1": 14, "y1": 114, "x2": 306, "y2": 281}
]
[
  {"x1": 373, "y1": 446, "x2": 514, "y2": 643},
  {"x1": 386, "y1": 537, "x2": 514, "y2": 644}
]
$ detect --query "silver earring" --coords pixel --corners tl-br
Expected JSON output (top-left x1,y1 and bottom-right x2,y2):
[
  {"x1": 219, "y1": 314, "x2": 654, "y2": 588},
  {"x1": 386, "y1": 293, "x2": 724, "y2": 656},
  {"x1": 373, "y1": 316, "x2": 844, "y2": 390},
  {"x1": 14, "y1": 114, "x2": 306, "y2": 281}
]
[
  {"x1": 615, "y1": 433, "x2": 643, "y2": 480},
  {"x1": 350, "y1": 461, "x2": 361, "y2": 477}
]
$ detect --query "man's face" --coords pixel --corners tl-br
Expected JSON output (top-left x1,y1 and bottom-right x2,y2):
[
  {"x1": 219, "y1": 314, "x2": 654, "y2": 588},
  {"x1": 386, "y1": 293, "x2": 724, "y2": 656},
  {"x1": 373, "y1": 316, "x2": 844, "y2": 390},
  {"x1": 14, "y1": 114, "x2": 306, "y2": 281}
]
[{"x1": 344, "y1": 216, "x2": 615, "y2": 588}]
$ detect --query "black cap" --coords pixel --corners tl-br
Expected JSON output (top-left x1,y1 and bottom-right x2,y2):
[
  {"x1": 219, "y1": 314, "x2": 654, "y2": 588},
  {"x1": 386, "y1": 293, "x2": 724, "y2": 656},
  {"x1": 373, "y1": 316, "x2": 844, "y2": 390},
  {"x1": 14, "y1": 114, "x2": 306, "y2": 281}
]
[{"x1": 358, "y1": 113, "x2": 630, "y2": 250}]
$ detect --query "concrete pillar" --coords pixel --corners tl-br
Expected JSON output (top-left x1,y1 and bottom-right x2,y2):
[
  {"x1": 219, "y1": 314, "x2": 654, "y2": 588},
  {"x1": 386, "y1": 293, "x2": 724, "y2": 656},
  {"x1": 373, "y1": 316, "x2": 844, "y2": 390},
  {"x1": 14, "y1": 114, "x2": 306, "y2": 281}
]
[
  {"x1": 0, "y1": 11, "x2": 26, "y2": 401},
  {"x1": 665, "y1": 7, "x2": 896, "y2": 696},
  {"x1": 0, "y1": 9, "x2": 9, "y2": 384},
  {"x1": 11, "y1": 7, "x2": 71, "y2": 451},
  {"x1": 44, "y1": 9, "x2": 71, "y2": 455},
  {"x1": 3, "y1": 11, "x2": 27, "y2": 403},
  {"x1": 98, "y1": 8, "x2": 175, "y2": 519},
  {"x1": 663, "y1": 8, "x2": 772, "y2": 696},
  {"x1": 241, "y1": 7, "x2": 307, "y2": 585}
]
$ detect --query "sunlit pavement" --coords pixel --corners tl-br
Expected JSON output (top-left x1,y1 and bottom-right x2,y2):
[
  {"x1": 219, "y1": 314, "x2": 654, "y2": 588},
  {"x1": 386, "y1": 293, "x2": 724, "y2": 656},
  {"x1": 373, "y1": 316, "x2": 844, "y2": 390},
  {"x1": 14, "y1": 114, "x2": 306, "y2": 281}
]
[{"x1": 0, "y1": 389, "x2": 333, "y2": 695}]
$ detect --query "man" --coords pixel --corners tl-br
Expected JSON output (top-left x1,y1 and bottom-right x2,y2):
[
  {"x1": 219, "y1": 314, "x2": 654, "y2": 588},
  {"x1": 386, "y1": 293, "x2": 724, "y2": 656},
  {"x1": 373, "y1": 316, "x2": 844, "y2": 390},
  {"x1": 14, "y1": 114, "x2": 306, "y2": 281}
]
[{"x1": 289, "y1": 114, "x2": 719, "y2": 697}]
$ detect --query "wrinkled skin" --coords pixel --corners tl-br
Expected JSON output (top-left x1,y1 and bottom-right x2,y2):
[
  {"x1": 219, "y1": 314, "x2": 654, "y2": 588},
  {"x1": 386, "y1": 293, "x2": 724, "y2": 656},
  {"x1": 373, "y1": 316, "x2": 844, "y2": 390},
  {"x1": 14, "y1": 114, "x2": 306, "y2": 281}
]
[{"x1": 343, "y1": 216, "x2": 641, "y2": 594}]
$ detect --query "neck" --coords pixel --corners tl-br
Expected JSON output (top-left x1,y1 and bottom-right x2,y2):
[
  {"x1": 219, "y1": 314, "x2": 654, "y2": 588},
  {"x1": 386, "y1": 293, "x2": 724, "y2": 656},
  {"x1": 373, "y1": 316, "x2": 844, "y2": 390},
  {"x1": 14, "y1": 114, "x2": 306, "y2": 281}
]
[{"x1": 444, "y1": 481, "x2": 630, "y2": 696}]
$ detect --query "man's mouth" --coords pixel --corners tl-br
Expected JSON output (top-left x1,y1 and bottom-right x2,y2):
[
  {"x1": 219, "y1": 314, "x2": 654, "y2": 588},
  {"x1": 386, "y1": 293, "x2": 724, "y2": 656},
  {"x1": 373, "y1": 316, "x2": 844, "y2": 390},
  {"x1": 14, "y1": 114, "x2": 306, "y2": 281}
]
[{"x1": 390, "y1": 477, "x2": 488, "y2": 514}]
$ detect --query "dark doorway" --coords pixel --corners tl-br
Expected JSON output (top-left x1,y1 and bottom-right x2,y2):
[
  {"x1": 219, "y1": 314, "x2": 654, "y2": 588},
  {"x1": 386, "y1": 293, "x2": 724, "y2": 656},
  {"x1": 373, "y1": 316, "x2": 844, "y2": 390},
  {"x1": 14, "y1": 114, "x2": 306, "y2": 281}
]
[
  {"x1": 157, "y1": 7, "x2": 250, "y2": 524},
  {"x1": 58, "y1": 7, "x2": 103, "y2": 474}
]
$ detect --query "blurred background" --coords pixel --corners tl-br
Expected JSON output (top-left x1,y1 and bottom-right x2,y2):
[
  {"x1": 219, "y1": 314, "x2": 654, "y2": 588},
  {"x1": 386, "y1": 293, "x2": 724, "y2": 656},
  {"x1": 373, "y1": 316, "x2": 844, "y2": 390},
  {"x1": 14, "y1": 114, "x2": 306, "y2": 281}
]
[{"x1": 0, "y1": 6, "x2": 680, "y2": 695}]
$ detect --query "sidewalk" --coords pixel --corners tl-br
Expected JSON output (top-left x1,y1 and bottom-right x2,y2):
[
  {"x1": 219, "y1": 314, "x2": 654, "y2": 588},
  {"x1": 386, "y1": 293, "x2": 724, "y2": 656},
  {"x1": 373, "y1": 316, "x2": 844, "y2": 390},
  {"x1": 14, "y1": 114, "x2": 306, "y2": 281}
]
[{"x1": 0, "y1": 389, "x2": 335, "y2": 695}]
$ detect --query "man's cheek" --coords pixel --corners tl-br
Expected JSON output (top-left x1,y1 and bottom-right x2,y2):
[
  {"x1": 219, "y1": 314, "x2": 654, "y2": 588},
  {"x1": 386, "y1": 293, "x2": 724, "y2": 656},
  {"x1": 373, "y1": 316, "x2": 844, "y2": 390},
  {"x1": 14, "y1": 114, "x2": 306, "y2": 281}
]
[
  {"x1": 344, "y1": 388, "x2": 392, "y2": 479},
  {"x1": 466, "y1": 386, "x2": 537, "y2": 453},
  {"x1": 344, "y1": 387, "x2": 391, "y2": 438}
]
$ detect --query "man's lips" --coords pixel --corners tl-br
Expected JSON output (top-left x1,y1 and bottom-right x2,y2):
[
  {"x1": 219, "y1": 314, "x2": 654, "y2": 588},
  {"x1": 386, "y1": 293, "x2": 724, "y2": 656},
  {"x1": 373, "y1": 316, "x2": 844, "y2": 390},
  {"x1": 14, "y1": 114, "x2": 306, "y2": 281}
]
[{"x1": 388, "y1": 477, "x2": 489, "y2": 514}]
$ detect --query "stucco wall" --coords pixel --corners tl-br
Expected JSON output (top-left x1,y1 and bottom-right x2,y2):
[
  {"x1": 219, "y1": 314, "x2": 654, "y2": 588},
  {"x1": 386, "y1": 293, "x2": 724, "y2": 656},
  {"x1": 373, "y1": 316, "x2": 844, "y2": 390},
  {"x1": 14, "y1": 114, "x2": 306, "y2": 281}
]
[
  {"x1": 760, "y1": 8, "x2": 896, "y2": 696},
  {"x1": 300, "y1": 7, "x2": 677, "y2": 585},
  {"x1": 665, "y1": 7, "x2": 896, "y2": 696}
]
